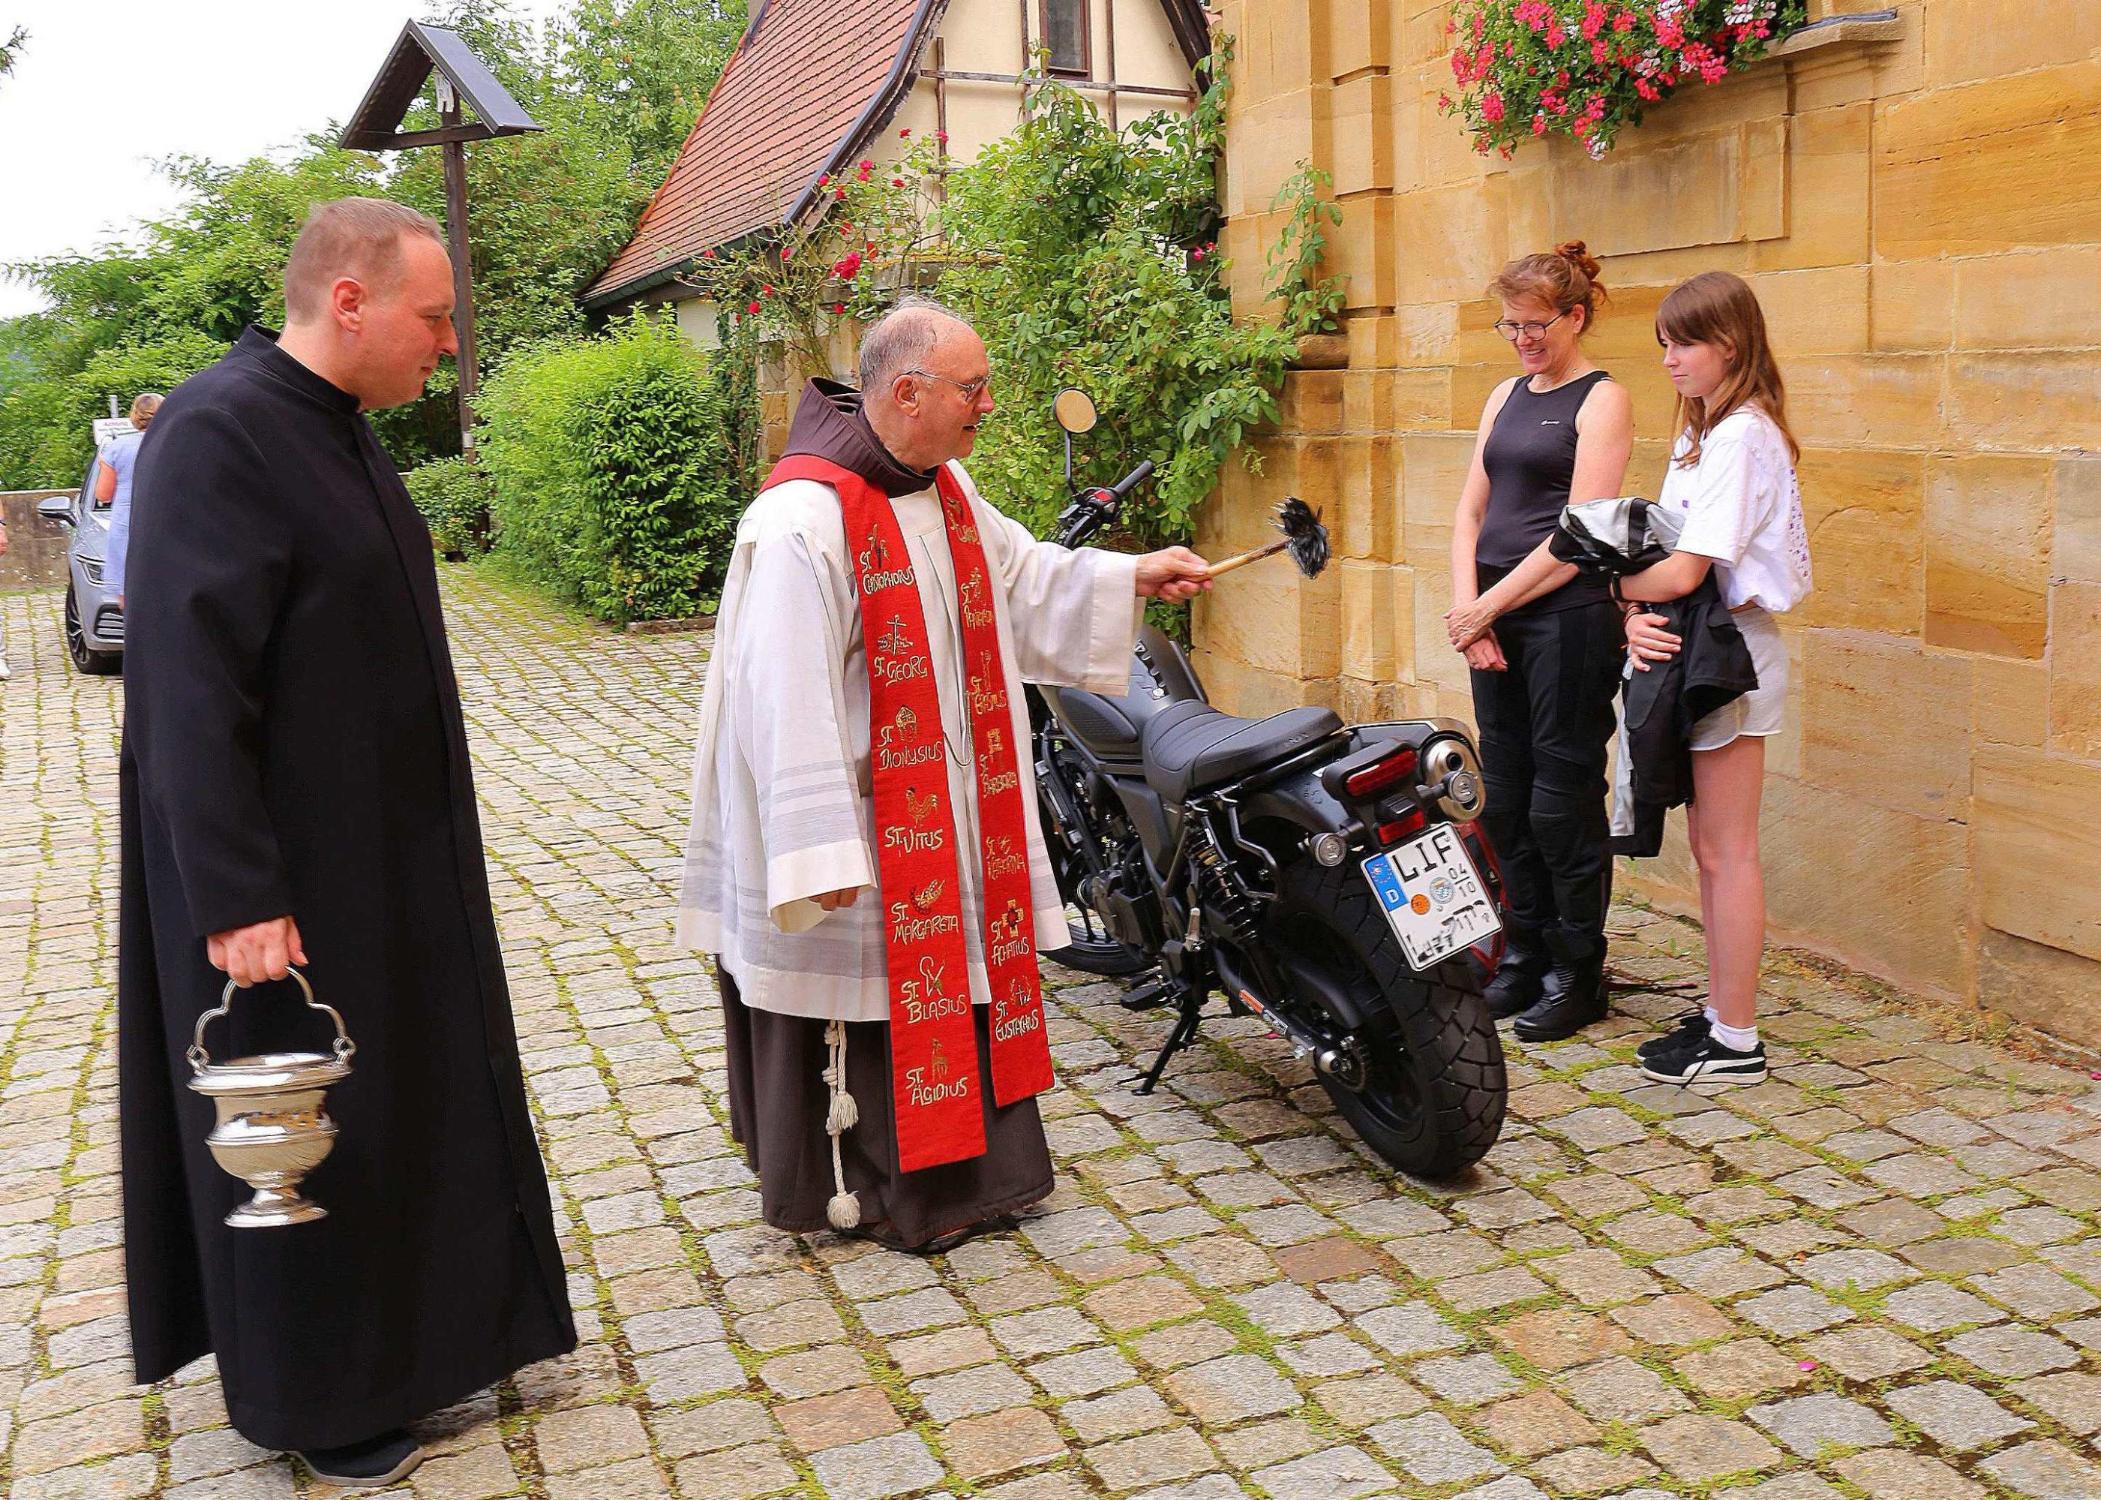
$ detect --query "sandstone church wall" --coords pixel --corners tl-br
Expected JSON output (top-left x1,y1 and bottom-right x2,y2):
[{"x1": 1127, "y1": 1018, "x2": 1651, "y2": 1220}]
[{"x1": 1196, "y1": 0, "x2": 2101, "y2": 1040}]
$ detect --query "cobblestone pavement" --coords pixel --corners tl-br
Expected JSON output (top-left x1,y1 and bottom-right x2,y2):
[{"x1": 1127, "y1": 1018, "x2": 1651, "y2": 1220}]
[{"x1": 5, "y1": 570, "x2": 2101, "y2": 1500}]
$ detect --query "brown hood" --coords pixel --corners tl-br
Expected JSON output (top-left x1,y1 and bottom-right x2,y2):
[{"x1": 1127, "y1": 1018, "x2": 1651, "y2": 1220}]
[{"x1": 780, "y1": 378, "x2": 938, "y2": 498}]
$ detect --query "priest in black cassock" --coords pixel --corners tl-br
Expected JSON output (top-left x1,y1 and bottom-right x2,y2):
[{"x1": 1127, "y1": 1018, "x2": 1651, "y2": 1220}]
[{"x1": 119, "y1": 199, "x2": 575, "y2": 1490}]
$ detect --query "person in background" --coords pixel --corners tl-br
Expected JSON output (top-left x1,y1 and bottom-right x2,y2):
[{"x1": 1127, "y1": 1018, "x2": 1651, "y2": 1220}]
[
  {"x1": 96, "y1": 391, "x2": 163, "y2": 603},
  {"x1": 1442, "y1": 243, "x2": 1633, "y2": 1042},
  {"x1": 1613, "y1": 271, "x2": 1811, "y2": 1085}
]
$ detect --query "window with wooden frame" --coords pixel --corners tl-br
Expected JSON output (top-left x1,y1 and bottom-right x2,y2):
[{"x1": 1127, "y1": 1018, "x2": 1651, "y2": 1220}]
[{"x1": 1039, "y1": 0, "x2": 1090, "y2": 78}]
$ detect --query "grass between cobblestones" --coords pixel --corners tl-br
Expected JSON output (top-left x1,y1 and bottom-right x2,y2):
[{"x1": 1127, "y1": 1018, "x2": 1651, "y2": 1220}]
[{"x1": 3, "y1": 570, "x2": 2100, "y2": 1499}]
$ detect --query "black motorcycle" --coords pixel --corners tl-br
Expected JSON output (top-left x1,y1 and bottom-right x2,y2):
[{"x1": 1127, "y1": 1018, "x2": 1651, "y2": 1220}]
[{"x1": 1028, "y1": 391, "x2": 1508, "y2": 1179}]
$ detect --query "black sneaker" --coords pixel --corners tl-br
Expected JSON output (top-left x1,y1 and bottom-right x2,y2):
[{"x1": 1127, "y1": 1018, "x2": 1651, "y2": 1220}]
[
  {"x1": 1636, "y1": 1008, "x2": 1711, "y2": 1062},
  {"x1": 1639, "y1": 1032, "x2": 1768, "y2": 1086},
  {"x1": 297, "y1": 1430, "x2": 424, "y2": 1489}
]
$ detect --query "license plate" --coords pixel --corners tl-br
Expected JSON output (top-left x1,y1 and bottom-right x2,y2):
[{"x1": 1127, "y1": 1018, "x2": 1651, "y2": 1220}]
[{"x1": 1362, "y1": 824, "x2": 1502, "y2": 972}]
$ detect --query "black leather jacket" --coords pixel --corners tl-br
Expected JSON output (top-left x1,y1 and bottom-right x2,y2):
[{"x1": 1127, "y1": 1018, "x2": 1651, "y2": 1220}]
[{"x1": 1611, "y1": 573, "x2": 1758, "y2": 857}]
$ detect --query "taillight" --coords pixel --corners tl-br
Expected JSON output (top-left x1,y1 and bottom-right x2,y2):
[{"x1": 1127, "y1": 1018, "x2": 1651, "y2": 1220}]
[
  {"x1": 1374, "y1": 807, "x2": 1428, "y2": 846},
  {"x1": 1344, "y1": 747, "x2": 1419, "y2": 799}
]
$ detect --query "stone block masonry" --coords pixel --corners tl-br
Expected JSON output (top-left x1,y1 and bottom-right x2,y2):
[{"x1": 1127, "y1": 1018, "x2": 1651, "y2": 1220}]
[{"x1": 1200, "y1": 0, "x2": 2101, "y2": 1041}]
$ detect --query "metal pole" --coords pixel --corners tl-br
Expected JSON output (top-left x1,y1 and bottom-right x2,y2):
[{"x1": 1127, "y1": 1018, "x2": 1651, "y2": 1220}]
[
  {"x1": 1104, "y1": 0, "x2": 1119, "y2": 129},
  {"x1": 1017, "y1": 0, "x2": 1031, "y2": 114},
  {"x1": 439, "y1": 83, "x2": 479, "y2": 452},
  {"x1": 933, "y1": 37, "x2": 949, "y2": 200}
]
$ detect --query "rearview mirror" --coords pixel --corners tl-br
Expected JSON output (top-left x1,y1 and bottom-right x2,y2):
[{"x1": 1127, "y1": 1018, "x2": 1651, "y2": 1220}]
[
  {"x1": 37, "y1": 495, "x2": 74, "y2": 527},
  {"x1": 1052, "y1": 388, "x2": 1097, "y2": 435}
]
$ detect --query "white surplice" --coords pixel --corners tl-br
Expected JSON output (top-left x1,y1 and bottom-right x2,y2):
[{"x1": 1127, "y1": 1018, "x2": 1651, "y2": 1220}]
[{"x1": 677, "y1": 459, "x2": 1141, "y2": 1022}]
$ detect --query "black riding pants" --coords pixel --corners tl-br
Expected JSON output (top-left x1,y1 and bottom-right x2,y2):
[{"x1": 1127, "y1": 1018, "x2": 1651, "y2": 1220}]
[{"x1": 1469, "y1": 599, "x2": 1623, "y2": 952}]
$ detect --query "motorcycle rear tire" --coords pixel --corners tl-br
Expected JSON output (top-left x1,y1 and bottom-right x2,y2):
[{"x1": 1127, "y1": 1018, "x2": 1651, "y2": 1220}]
[{"x1": 1266, "y1": 854, "x2": 1506, "y2": 1179}]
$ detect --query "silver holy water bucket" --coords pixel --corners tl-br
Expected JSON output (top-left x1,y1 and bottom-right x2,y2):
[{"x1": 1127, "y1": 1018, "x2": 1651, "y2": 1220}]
[{"x1": 186, "y1": 968, "x2": 356, "y2": 1229}]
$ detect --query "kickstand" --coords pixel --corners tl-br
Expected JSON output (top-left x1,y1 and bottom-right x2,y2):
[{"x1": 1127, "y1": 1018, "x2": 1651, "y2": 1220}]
[{"x1": 1133, "y1": 989, "x2": 1205, "y2": 1096}]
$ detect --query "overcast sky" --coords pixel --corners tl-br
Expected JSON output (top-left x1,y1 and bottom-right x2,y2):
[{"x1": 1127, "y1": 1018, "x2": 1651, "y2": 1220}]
[{"x1": 0, "y1": 1, "x2": 566, "y2": 320}]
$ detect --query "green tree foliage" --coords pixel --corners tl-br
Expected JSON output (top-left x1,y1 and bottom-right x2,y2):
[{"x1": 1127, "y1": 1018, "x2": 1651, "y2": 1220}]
[
  {"x1": 0, "y1": 0, "x2": 745, "y2": 488},
  {"x1": 476, "y1": 314, "x2": 755, "y2": 622},
  {"x1": 932, "y1": 60, "x2": 1345, "y2": 547},
  {"x1": 0, "y1": 143, "x2": 385, "y2": 485}
]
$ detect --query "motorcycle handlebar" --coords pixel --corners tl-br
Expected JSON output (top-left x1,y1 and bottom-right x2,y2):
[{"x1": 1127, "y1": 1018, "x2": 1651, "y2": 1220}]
[
  {"x1": 1107, "y1": 459, "x2": 1155, "y2": 502},
  {"x1": 1055, "y1": 458, "x2": 1157, "y2": 550}
]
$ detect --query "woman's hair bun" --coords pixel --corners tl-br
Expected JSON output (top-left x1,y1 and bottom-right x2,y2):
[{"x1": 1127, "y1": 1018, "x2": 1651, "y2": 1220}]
[
  {"x1": 1555, "y1": 239, "x2": 1603, "y2": 285},
  {"x1": 1489, "y1": 243, "x2": 1607, "y2": 325}
]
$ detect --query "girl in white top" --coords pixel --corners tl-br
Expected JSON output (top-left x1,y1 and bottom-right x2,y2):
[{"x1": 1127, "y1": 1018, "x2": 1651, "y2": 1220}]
[{"x1": 1618, "y1": 271, "x2": 1811, "y2": 1085}]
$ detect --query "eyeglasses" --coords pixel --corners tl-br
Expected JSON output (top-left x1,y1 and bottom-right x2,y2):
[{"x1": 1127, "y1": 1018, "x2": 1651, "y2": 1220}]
[
  {"x1": 1492, "y1": 311, "x2": 1571, "y2": 342},
  {"x1": 906, "y1": 369, "x2": 992, "y2": 400}
]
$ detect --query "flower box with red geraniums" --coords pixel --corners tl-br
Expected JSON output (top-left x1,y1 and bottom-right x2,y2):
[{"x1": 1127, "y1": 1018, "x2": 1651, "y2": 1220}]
[{"x1": 1439, "y1": 0, "x2": 1807, "y2": 159}]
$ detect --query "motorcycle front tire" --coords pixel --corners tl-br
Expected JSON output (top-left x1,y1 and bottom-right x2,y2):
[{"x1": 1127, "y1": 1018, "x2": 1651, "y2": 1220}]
[
  {"x1": 1265, "y1": 852, "x2": 1507, "y2": 1179},
  {"x1": 1042, "y1": 934, "x2": 1150, "y2": 977}
]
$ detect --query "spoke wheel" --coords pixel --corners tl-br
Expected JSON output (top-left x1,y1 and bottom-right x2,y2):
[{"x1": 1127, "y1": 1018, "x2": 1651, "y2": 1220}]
[{"x1": 64, "y1": 587, "x2": 120, "y2": 676}]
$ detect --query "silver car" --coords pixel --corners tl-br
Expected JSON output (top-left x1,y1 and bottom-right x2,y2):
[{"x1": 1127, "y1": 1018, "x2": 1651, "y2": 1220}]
[{"x1": 37, "y1": 453, "x2": 124, "y2": 674}]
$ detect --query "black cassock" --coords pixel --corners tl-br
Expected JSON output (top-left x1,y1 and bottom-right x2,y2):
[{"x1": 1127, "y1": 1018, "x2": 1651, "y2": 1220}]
[{"x1": 119, "y1": 327, "x2": 575, "y2": 1450}]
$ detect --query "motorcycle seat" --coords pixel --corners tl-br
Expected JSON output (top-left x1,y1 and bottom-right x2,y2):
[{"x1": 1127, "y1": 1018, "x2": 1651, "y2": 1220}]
[{"x1": 1141, "y1": 699, "x2": 1344, "y2": 805}]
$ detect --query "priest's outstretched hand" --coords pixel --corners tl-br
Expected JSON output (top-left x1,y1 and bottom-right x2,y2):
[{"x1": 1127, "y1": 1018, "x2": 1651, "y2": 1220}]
[{"x1": 1136, "y1": 547, "x2": 1213, "y2": 603}]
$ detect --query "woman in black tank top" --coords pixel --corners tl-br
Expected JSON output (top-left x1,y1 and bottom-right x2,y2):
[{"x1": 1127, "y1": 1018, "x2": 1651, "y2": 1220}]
[{"x1": 1444, "y1": 243, "x2": 1632, "y2": 1041}]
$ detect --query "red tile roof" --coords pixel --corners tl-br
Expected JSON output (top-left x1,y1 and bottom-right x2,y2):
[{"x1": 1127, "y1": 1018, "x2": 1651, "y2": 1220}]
[
  {"x1": 587, "y1": 0, "x2": 1215, "y2": 309},
  {"x1": 586, "y1": 0, "x2": 938, "y2": 307}
]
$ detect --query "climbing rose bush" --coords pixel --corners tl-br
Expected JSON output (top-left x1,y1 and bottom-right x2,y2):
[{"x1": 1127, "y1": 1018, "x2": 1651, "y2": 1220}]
[{"x1": 1439, "y1": 0, "x2": 1805, "y2": 158}]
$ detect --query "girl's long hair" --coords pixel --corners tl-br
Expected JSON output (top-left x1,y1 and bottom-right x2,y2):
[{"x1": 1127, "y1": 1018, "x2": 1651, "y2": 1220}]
[{"x1": 1656, "y1": 271, "x2": 1798, "y2": 467}]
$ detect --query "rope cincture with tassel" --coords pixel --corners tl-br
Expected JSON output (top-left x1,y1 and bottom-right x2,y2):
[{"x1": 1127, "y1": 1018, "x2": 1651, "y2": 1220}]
[{"x1": 822, "y1": 1019, "x2": 861, "y2": 1230}]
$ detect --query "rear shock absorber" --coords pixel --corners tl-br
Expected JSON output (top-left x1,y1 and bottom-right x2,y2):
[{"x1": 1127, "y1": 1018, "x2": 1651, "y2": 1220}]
[{"x1": 1191, "y1": 834, "x2": 1262, "y2": 949}]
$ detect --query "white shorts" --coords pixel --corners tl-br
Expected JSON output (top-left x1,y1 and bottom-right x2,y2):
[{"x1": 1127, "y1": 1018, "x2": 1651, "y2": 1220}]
[{"x1": 1690, "y1": 604, "x2": 1786, "y2": 751}]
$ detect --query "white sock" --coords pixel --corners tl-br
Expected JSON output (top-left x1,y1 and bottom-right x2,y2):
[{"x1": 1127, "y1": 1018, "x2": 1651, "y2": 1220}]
[
  {"x1": 1703, "y1": 1004, "x2": 1719, "y2": 1024},
  {"x1": 1710, "y1": 1020, "x2": 1759, "y2": 1052}
]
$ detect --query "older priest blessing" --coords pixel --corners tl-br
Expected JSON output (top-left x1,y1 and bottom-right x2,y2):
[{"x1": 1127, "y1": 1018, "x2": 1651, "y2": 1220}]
[{"x1": 678, "y1": 299, "x2": 1210, "y2": 1250}]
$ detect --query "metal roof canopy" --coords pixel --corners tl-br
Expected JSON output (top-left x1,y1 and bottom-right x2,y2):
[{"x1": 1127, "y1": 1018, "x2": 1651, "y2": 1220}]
[{"x1": 340, "y1": 21, "x2": 539, "y2": 152}]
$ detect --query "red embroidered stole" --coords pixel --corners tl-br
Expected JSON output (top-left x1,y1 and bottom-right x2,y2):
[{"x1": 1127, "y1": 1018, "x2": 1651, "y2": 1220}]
[{"x1": 764, "y1": 456, "x2": 1055, "y2": 1172}]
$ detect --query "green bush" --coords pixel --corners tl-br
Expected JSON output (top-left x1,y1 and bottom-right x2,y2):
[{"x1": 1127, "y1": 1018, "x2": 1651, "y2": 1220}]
[
  {"x1": 933, "y1": 62, "x2": 1340, "y2": 548},
  {"x1": 476, "y1": 314, "x2": 756, "y2": 623},
  {"x1": 404, "y1": 455, "x2": 492, "y2": 558}
]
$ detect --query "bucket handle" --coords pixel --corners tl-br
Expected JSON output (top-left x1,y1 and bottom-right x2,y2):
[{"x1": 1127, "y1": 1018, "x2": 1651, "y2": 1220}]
[{"x1": 187, "y1": 967, "x2": 356, "y2": 1075}]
